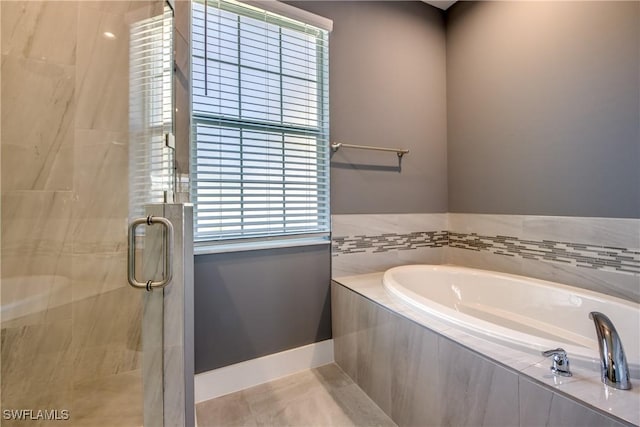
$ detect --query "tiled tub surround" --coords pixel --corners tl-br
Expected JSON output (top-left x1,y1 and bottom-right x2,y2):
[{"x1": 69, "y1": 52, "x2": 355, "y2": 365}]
[
  {"x1": 332, "y1": 277, "x2": 640, "y2": 426},
  {"x1": 331, "y1": 214, "x2": 640, "y2": 302},
  {"x1": 332, "y1": 214, "x2": 449, "y2": 277},
  {"x1": 447, "y1": 214, "x2": 640, "y2": 303},
  {"x1": 334, "y1": 231, "x2": 448, "y2": 255},
  {"x1": 449, "y1": 233, "x2": 639, "y2": 273}
]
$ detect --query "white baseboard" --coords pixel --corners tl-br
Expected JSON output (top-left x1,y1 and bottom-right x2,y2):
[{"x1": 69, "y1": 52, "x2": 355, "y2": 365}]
[{"x1": 194, "y1": 339, "x2": 334, "y2": 403}]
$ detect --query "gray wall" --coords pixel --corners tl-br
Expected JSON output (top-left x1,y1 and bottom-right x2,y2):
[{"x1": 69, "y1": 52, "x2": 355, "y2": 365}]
[
  {"x1": 194, "y1": 1, "x2": 448, "y2": 373},
  {"x1": 194, "y1": 245, "x2": 331, "y2": 373},
  {"x1": 290, "y1": 1, "x2": 448, "y2": 214},
  {"x1": 193, "y1": 0, "x2": 640, "y2": 373},
  {"x1": 447, "y1": 1, "x2": 640, "y2": 218}
]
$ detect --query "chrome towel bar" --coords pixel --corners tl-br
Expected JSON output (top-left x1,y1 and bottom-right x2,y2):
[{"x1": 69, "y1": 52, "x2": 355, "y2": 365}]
[{"x1": 330, "y1": 142, "x2": 409, "y2": 158}]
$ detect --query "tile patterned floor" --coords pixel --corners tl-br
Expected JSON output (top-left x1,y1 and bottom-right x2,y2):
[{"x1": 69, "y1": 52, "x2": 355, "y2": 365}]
[{"x1": 196, "y1": 363, "x2": 396, "y2": 427}]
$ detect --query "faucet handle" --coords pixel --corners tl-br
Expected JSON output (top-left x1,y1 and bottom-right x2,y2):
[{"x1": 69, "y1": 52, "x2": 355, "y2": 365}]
[{"x1": 542, "y1": 348, "x2": 573, "y2": 377}]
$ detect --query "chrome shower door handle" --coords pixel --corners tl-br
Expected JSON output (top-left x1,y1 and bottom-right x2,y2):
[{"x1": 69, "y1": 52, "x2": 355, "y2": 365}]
[{"x1": 128, "y1": 215, "x2": 174, "y2": 291}]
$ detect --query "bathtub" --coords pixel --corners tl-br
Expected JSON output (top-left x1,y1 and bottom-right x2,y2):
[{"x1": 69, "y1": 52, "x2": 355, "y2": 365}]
[{"x1": 383, "y1": 264, "x2": 640, "y2": 378}]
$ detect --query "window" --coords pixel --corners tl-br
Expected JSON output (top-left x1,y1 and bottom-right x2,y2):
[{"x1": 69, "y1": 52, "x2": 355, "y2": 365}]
[
  {"x1": 129, "y1": 5, "x2": 175, "y2": 221},
  {"x1": 191, "y1": 0, "x2": 330, "y2": 247}
]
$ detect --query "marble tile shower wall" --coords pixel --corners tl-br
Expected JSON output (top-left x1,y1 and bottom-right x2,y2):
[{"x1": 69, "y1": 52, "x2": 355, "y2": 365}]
[
  {"x1": 0, "y1": 2, "x2": 164, "y2": 425},
  {"x1": 332, "y1": 214, "x2": 640, "y2": 302}
]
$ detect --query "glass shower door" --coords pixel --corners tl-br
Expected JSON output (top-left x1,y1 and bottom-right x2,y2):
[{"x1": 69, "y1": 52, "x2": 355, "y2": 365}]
[{"x1": 1, "y1": 1, "x2": 177, "y2": 425}]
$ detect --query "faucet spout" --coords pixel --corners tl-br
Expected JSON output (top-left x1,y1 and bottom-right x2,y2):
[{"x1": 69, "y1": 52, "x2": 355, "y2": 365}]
[{"x1": 589, "y1": 311, "x2": 632, "y2": 390}]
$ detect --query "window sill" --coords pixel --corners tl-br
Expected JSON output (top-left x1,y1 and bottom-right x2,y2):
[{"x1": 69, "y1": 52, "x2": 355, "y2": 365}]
[{"x1": 194, "y1": 235, "x2": 330, "y2": 255}]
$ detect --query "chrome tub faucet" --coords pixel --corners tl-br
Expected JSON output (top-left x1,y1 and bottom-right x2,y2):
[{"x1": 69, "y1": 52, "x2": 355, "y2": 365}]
[
  {"x1": 542, "y1": 348, "x2": 572, "y2": 377},
  {"x1": 589, "y1": 311, "x2": 632, "y2": 390}
]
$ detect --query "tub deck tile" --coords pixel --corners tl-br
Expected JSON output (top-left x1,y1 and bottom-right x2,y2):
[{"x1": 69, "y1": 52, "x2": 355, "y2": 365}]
[{"x1": 332, "y1": 275, "x2": 640, "y2": 427}]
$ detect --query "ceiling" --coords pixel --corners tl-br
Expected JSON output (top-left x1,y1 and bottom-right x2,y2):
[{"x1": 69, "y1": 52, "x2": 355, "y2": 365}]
[{"x1": 422, "y1": 1, "x2": 457, "y2": 11}]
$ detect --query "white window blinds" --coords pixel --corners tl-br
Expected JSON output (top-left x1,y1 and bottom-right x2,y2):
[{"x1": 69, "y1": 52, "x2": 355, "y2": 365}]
[
  {"x1": 191, "y1": 0, "x2": 330, "y2": 243},
  {"x1": 129, "y1": 5, "x2": 175, "y2": 221}
]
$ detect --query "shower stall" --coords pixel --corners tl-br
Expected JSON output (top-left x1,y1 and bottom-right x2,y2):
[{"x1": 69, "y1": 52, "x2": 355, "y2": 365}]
[{"x1": 1, "y1": 1, "x2": 193, "y2": 425}]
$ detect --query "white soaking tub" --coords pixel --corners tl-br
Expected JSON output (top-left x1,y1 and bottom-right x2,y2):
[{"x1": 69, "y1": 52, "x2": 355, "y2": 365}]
[{"x1": 382, "y1": 264, "x2": 640, "y2": 378}]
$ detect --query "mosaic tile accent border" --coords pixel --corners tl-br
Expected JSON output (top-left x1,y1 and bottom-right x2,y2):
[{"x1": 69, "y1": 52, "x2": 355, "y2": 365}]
[
  {"x1": 449, "y1": 232, "x2": 640, "y2": 274},
  {"x1": 332, "y1": 230, "x2": 640, "y2": 274},
  {"x1": 332, "y1": 231, "x2": 448, "y2": 255}
]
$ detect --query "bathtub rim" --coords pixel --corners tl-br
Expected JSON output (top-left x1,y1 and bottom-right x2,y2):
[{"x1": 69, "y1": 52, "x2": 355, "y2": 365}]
[
  {"x1": 384, "y1": 263, "x2": 639, "y2": 308},
  {"x1": 332, "y1": 269, "x2": 640, "y2": 427},
  {"x1": 382, "y1": 264, "x2": 639, "y2": 375}
]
